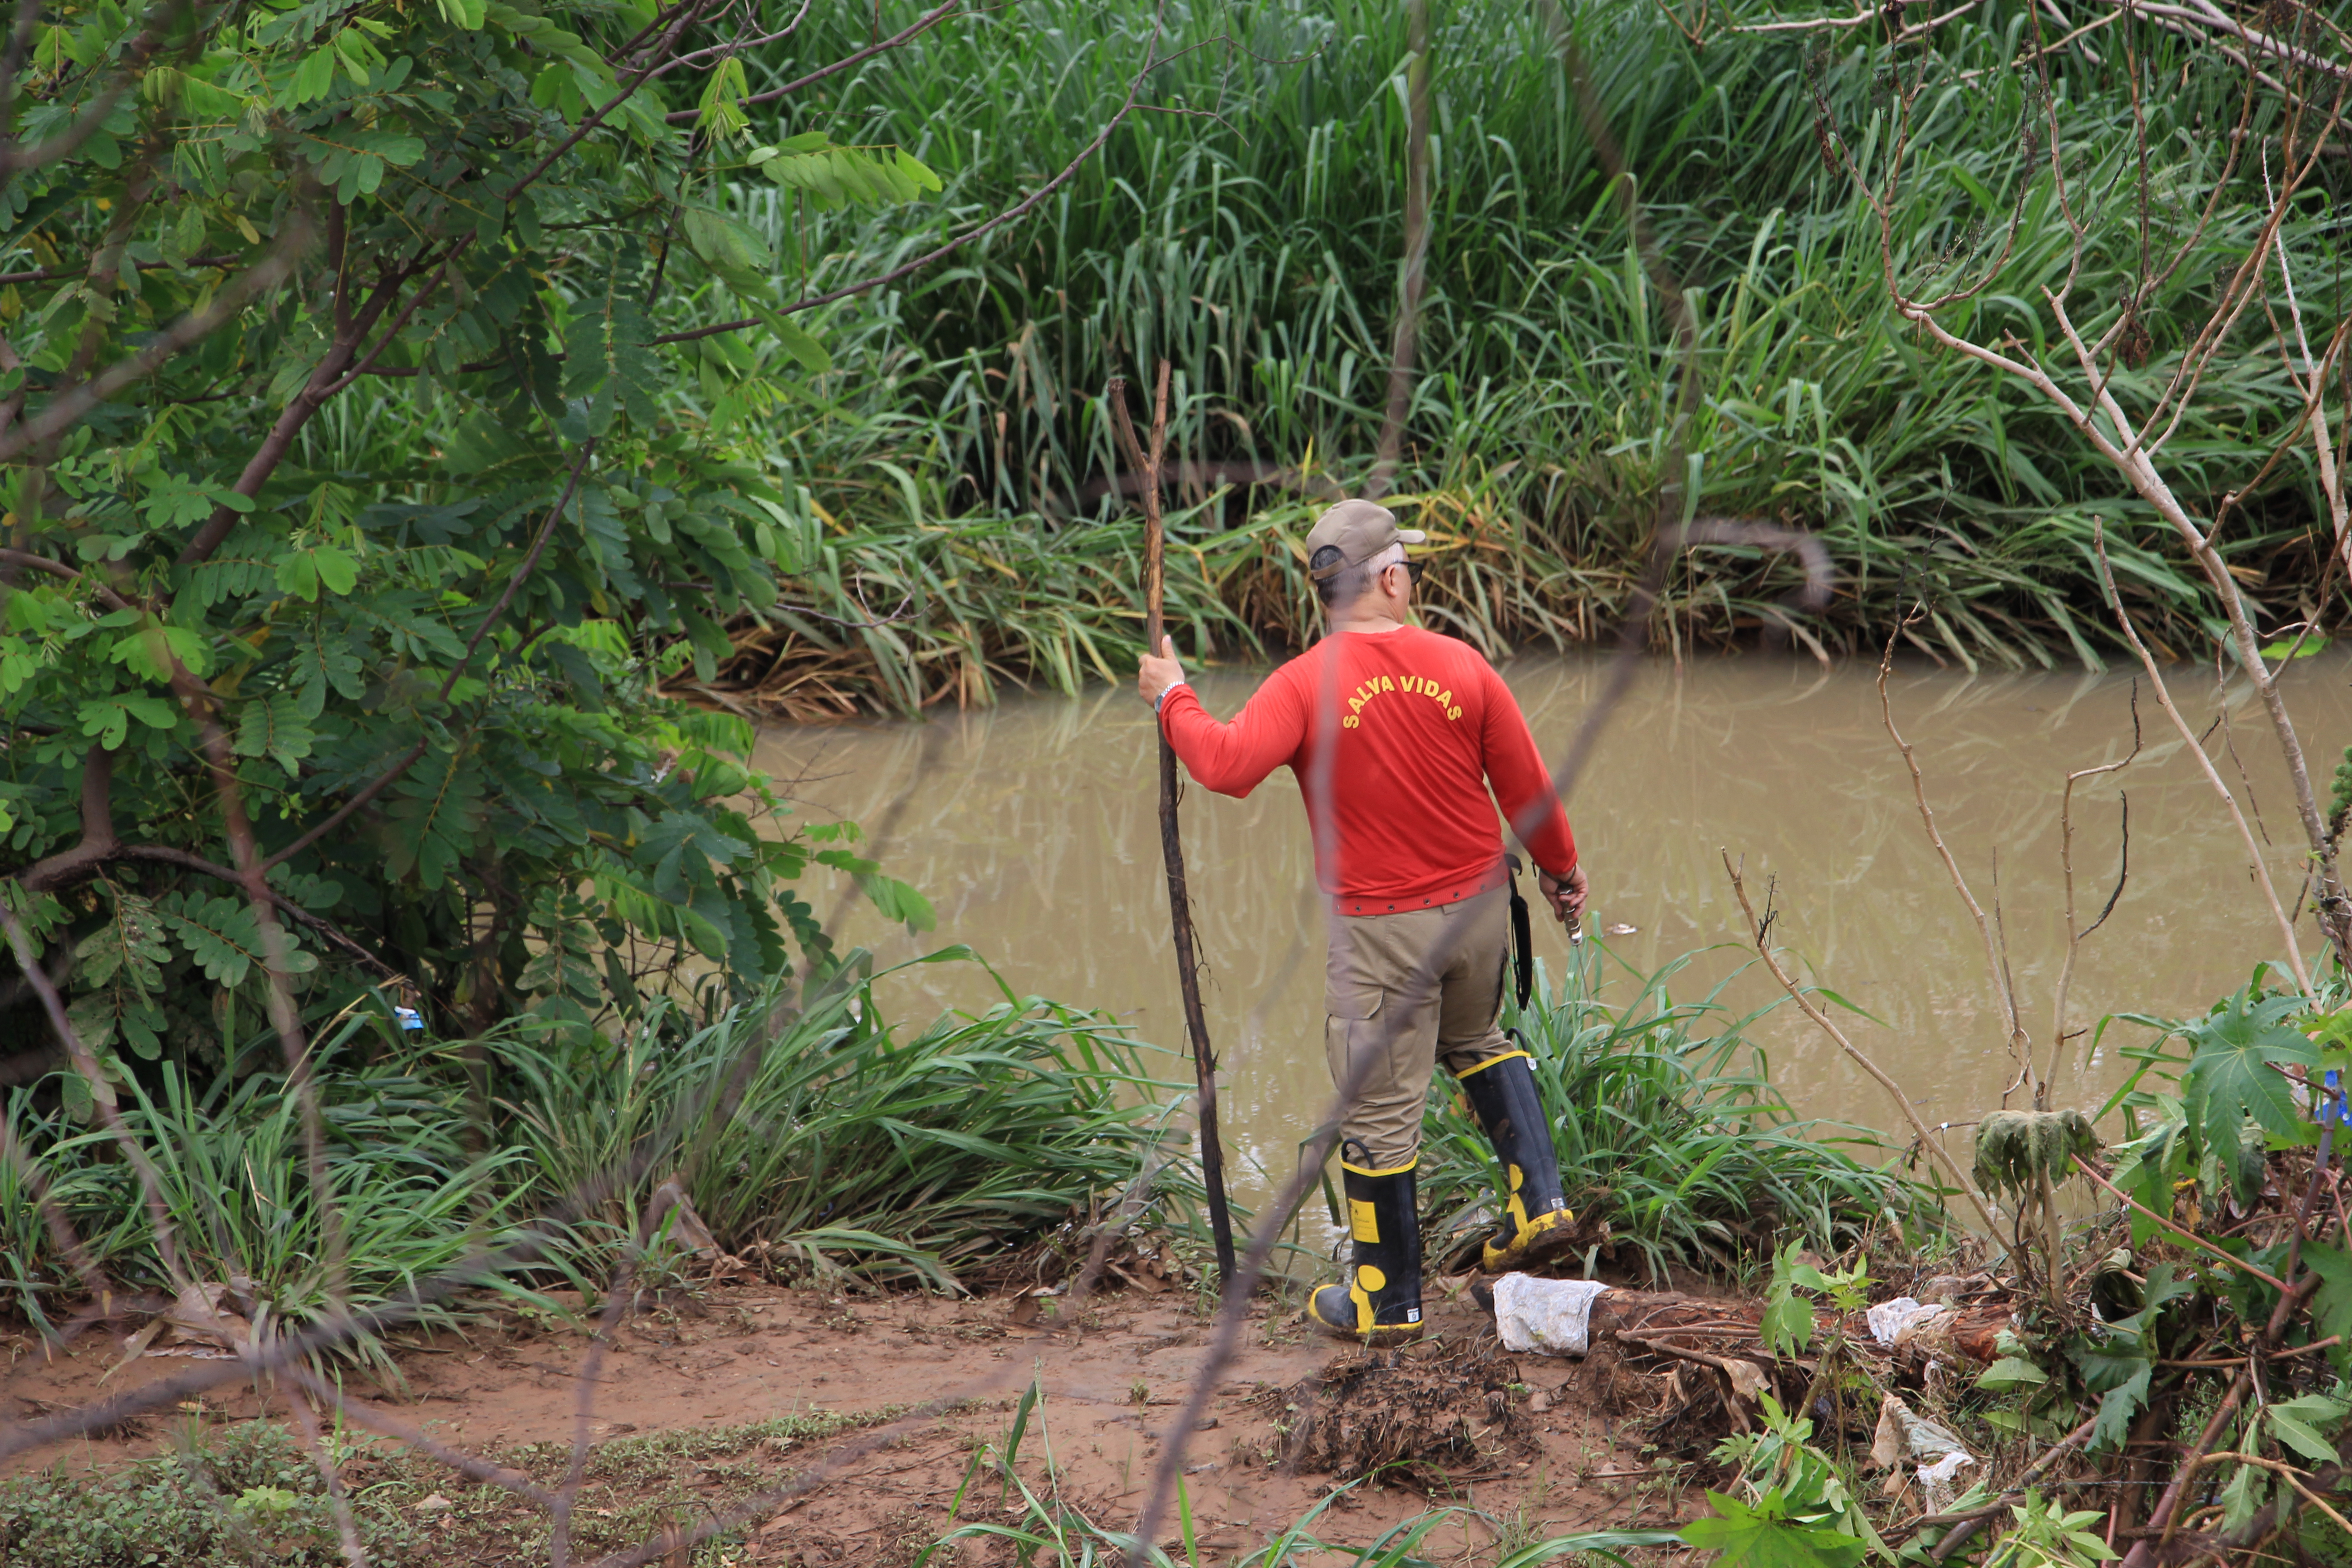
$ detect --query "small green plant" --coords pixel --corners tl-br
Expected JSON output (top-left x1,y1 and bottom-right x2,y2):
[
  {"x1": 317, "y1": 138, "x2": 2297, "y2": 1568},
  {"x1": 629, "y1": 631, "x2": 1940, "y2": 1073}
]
[
  {"x1": 231, "y1": 1485, "x2": 301, "y2": 1518},
  {"x1": 1681, "y1": 1489, "x2": 1867, "y2": 1568},
  {"x1": 1976, "y1": 1492, "x2": 2119, "y2": 1568},
  {"x1": 1760, "y1": 1240, "x2": 1872, "y2": 1359},
  {"x1": 1709, "y1": 1394, "x2": 1885, "y2": 1561},
  {"x1": 0, "y1": 1423, "x2": 423, "y2": 1566}
]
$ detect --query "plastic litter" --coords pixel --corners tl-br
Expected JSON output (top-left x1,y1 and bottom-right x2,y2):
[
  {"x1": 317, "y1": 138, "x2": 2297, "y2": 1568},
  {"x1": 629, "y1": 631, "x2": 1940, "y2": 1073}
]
[
  {"x1": 1491, "y1": 1274, "x2": 1611, "y2": 1356},
  {"x1": 1866, "y1": 1295, "x2": 1956, "y2": 1345},
  {"x1": 1916, "y1": 1450, "x2": 1977, "y2": 1513},
  {"x1": 1872, "y1": 1392, "x2": 1979, "y2": 1510}
]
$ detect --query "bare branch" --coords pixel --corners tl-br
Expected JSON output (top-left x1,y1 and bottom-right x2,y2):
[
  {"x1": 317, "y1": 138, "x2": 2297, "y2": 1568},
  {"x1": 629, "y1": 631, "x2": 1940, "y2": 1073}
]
[
  {"x1": 258, "y1": 441, "x2": 595, "y2": 877},
  {"x1": 658, "y1": 0, "x2": 961, "y2": 120},
  {"x1": 2092, "y1": 524, "x2": 2313, "y2": 995},
  {"x1": 0, "y1": 212, "x2": 318, "y2": 467},
  {"x1": 653, "y1": 5, "x2": 1174, "y2": 348}
]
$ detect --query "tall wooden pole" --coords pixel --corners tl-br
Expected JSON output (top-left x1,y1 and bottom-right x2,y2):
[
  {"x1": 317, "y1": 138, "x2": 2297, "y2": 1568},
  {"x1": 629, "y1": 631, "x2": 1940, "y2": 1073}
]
[{"x1": 1109, "y1": 363, "x2": 1238, "y2": 1289}]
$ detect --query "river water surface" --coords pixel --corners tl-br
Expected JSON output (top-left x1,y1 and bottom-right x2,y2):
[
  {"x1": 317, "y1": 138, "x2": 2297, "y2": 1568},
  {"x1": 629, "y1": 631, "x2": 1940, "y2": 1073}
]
[{"x1": 754, "y1": 653, "x2": 2352, "y2": 1224}]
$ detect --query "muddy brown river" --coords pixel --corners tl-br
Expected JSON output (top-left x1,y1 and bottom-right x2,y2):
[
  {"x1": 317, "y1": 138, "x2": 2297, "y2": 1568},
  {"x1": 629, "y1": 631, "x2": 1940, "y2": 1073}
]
[{"x1": 754, "y1": 653, "x2": 2352, "y2": 1232}]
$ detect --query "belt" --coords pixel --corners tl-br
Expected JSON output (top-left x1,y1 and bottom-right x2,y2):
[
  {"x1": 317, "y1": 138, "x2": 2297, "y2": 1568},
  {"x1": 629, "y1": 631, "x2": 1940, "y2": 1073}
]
[{"x1": 1336, "y1": 865, "x2": 1512, "y2": 919}]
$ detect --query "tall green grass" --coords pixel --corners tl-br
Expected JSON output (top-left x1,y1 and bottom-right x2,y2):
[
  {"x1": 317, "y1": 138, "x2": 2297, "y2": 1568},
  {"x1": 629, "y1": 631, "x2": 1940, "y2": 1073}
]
[
  {"x1": 1418, "y1": 945, "x2": 1931, "y2": 1280},
  {"x1": 0, "y1": 955, "x2": 1200, "y2": 1352},
  {"x1": 621, "y1": 0, "x2": 2341, "y2": 711},
  {"x1": 488, "y1": 954, "x2": 1201, "y2": 1291},
  {"x1": 0, "y1": 1034, "x2": 527, "y2": 1362}
]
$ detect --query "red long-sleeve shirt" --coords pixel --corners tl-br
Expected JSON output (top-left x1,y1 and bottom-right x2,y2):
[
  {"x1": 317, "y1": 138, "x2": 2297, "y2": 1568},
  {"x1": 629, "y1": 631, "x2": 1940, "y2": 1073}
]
[{"x1": 1159, "y1": 626, "x2": 1577, "y2": 915}]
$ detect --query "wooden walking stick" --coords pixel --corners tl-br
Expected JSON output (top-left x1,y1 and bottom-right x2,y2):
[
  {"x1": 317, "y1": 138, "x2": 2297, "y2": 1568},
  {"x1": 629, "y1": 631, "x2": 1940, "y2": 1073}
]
[{"x1": 1108, "y1": 363, "x2": 1238, "y2": 1290}]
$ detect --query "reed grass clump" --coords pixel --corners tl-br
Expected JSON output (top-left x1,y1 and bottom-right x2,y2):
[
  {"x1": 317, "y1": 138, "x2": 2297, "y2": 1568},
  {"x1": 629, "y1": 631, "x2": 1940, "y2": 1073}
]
[
  {"x1": 637, "y1": 0, "x2": 2344, "y2": 714},
  {"x1": 0, "y1": 954, "x2": 1201, "y2": 1352}
]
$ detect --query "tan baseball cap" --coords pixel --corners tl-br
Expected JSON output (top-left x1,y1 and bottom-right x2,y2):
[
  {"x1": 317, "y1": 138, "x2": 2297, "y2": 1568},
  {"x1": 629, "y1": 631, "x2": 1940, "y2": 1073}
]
[{"x1": 1303, "y1": 499, "x2": 1426, "y2": 581}]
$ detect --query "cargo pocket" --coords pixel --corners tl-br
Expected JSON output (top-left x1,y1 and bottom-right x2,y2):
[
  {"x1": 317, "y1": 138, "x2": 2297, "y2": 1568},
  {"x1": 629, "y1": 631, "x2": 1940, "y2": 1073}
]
[
  {"x1": 1322, "y1": 976, "x2": 1384, "y2": 1094},
  {"x1": 1325, "y1": 974, "x2": 1384, "y2": 1024}
]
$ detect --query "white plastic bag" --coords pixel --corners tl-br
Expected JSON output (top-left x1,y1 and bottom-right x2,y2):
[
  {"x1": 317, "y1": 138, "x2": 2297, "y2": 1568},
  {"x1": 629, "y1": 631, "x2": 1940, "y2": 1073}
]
[{"x1": 1492, "y1": 1274, "x2": 1611, "y2": 1356}]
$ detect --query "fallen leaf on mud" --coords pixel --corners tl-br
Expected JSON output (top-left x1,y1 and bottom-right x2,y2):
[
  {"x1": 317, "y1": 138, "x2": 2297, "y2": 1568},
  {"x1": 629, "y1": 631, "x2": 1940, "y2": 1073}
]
[
  {"x1": 415, "y1": 1494, "x2": 452, "y2": 1514},
  {"x1": 165, "y1": 1282, "x2": 251, "y2": 1351}
]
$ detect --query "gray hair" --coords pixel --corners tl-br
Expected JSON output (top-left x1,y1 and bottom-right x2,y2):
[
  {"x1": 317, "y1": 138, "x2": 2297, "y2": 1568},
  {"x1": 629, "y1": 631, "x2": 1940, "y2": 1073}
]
[{"x1": 1310, "y1": 541, "x2": 1403, "y2": 610}]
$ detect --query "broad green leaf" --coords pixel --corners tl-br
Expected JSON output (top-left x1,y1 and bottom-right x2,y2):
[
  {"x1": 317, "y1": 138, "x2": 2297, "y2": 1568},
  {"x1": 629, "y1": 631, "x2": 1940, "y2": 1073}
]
[
  {"x1": 2303, "y1": 1245, "x2": 2352, "y2": 1368},
  {"x1": 2086, "y1": 1359, "x2": 2151, "y2": 1450},
  {"x1": 1975, "y1": 1356, "x2": 2048, "y2": 1391},
  {"x1": 1679, "y1": 1491, "x2": 1865, "y2": 1568},
  {"x1": 681, "y1": 207, "x2": 773, "y2": 290},
  {"x1": 162, "y1": 892, "x2": 264, "y2": 986},
  {"x1": 745, "y1": 300, "x2": 830, "y2": 374},
  {"x1": 2183, "y1": 987, "x2": 2318, "y2": 1143},
  {"x1": 2265, "y1": 1393, "x2": 2349, "y2": 1464},
  {"x1": 106, "y1": 620, "x2": 209, "y2": 680},
  {"x1": 384, "y1": 750, "x2": 488, "y2": 892}
]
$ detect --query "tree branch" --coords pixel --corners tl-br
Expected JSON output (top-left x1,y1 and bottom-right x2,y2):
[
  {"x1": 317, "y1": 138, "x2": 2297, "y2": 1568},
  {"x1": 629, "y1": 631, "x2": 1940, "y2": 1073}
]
[
  {"x1": 259, "y1": 440, "x2": 595, "y2": 876},
  {"x1": 0, "y1": 211, "x2": 317, "y2": 468},
  {"x1": 651, "y1": 17, "x2": 1162, "y2": 348},
  {"x1": 176, "y1": 235, "x2": 411, "y2": 568},
  {"x1": 658, "y1": 0, "x2": 960, "y2": 122}
]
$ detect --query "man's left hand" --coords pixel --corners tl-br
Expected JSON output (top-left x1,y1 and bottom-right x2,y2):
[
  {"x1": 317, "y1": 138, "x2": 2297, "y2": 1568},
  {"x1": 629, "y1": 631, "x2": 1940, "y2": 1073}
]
[
  {"x1": 1137, "y1": 635, "x2": 1185, "y2": 706},
  {"x1": 1538, "y1": 864, "x2": 1588, "y2": 928}
]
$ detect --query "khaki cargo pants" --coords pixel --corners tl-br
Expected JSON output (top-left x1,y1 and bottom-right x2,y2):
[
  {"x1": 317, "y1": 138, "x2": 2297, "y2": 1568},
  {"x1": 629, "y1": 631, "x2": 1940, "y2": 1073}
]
[{"x1": 1323, "y1": 885, "x2": 1516, "y2": 1169}]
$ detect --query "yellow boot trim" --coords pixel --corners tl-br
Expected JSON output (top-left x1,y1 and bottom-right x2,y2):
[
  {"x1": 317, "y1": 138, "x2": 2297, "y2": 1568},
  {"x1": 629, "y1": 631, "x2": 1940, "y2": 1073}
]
[
  {"x1": 1451, "y1": 1050, "x2": 1533, "y2": 1083},
  {"x1": 1481, "y1": 1204, "x2": 1577, "y2": 1273},
  {"x1": 1338, "y1": 1155, "x2": 1419, "y2": 1178}
]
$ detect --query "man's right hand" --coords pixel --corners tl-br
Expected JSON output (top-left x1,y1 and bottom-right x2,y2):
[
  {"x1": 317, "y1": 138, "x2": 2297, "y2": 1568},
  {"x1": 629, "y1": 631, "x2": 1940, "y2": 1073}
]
[
  {"x1": 1137, "y1": 635, "x2": 1185, "y2": 706},
  {"x1": 1537, "y1": 864, "x2": 1588, "y2": 929}
]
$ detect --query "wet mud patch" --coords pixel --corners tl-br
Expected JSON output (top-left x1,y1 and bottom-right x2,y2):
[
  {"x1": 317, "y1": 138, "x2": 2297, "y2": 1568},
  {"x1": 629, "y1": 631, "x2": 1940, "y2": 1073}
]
[{"x1": 1256, "y1": 1328, "x2": 1534, "y2": 1485}]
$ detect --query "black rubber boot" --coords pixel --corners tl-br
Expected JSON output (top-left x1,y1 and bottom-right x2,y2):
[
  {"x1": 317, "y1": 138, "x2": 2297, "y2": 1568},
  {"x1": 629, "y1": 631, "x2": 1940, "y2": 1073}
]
[
  {"x1": 1456, "y1": 1049, "x2": 1576, "y2": 1273},
  {"x1": 1306, "y1": 1148, "x2": 1425, "y2": 1344}
]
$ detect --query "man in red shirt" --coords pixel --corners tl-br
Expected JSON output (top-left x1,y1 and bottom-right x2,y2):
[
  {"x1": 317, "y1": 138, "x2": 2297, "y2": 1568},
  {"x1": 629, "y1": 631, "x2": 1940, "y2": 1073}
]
[{"x1": 1137, "y1": 499, "x2": 1588, "y2": 1343}]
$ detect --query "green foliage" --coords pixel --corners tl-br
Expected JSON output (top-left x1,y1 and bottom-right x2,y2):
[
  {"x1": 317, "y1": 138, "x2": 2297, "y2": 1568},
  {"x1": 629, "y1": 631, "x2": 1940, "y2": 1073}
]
[
  {"x1": 1419, "y1": 945, "x2": 1934, "y2": 1277},
  {"x1": 1977, "y1": 1494, "x2": 2118, "y2": 1568},
  {"x1": 0, "y1": 1421, "x2": 427, "y2": 1566},
  {"x1": 1708, "y1": 1395, "x2": 1884, "y2": 1563},
  {"x1": 1, "y1": 953, "x2": 1202, "y2": 1331},
  {"x1": 583, "y1": 0, "x2": 2352, "y2": 719},
  {"x1": 486, "y1": 958, "x2": 1205, "y2": 1289},
  {"x1": 1, "y1": 1008, "x2": 530, "y2": 1360},
  {"x1": 2259, "y1": 1390, "x2": 2351, "y2": 1465},
  {"x1": 2181, "y1": 989, "x2": 2321, "y2": 1146},
  {"x1": 2101, "y1": 975, "x2": 2333, "y2": 1232},
  {"x1": 1679, "y1": 1490, "x2": 1866, "y2": 1568},
  {"x1": 1760, "y1": 1240, "x2": 1870, "y2": 1358},
  {"x1": 2071, "y1": 1266, "x2": 2193, "y2": 1451},
  {"x1": 0, "y1": 0, "x2": 950, "y2": 1078}
]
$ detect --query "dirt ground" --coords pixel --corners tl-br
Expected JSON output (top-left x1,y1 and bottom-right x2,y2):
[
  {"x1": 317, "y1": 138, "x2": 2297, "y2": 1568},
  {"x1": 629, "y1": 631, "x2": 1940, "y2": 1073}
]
[{"x1": 2, "y1": 1272, "x2": 1711, "y2": 1564}]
